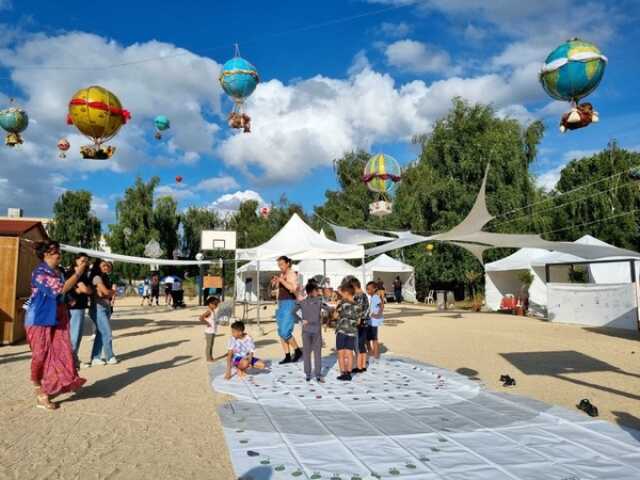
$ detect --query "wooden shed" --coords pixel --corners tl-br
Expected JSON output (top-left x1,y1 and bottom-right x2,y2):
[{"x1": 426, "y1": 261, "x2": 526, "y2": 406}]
[{"x1": 0, "y1": 220, "x2": 48, "y2": 344}]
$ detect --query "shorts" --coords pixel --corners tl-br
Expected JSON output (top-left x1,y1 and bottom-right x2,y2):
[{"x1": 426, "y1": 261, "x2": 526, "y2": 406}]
[
  {"x1": 357, "y1": 326, "x2": 368, "y2": 352},
  {"x1": 336, "y1": 332, "x2": 355, "y2": 351},
  {"x1": 151, "y1": 287, "x2": 160, "y2": 298},
  {"x1": 233, "y1": 355, "x2": 260, "y2": 367},
  {"x1": 276, "y1": 299, "x2": 296, "y2": 340},
  {"x1": 366, "y1": 325, "x2": 379, "y2": 341}
]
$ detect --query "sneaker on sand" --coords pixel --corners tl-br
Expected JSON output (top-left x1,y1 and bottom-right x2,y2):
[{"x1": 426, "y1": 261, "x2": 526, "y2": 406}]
[
  {"x1": 316, "y1": 377, "x2": 325, "y2": 383},
  {"x1": 80, "y1": 362, "x2": 92, "y2": 369},
  {"x1": 106, "y1": 357, "x2": 118, "y2": 365},
  {"x1": 91, "y1": 358, "x2": 106, "y2": 366}
]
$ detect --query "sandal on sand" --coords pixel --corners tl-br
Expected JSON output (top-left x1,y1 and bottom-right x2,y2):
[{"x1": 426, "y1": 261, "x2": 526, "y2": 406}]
[
  {"x1": 577, "y1": 399, "x2": 599, "y2": 417},
  {"x1": 36, "y1": 394, "x2": 59, "y2": 411},
  {"x1": 500, "y1": 374, "x2": 516, "y2": 387}
]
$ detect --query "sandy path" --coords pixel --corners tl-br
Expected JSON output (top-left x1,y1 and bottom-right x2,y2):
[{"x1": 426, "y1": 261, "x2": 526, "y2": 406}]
[{"x1": 1, "y1": 299, "x2": 639, "y2": 480}]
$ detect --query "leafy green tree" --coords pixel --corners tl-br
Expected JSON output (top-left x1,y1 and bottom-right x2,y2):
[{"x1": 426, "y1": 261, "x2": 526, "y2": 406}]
[
  {"x1": 153, "y1": 196, "x2": 180, "y2": 259},
  {"x1": 49, "y1": 190, "x2": 101, "y2": 260},
  {"x1": 108, "y1": 177, "x2": 160, "y2": 281},
  {"x1": 547, "y1": 141, "x2": 640, "y2": 249}
]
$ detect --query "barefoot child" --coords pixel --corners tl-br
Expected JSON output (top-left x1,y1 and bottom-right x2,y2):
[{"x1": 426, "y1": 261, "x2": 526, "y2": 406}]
[
  {"x1": 334, "y1": 284, "x2": 361, "y2": 381},
  {"x1": 350, "y1": 278, "x2": 369, "y2": 374},
  {"x1": 199, "y1": 296, "x2": 220, "y2": 362},
  {"x1": 224, "y1": 321, "x2": 267, "y2": 380},
  {"x1": 295, "y1": 281, "x2": 331, "y2": 382},
  {"x1": 367, "y1": 282, "x2": 384, "y2": 360}
]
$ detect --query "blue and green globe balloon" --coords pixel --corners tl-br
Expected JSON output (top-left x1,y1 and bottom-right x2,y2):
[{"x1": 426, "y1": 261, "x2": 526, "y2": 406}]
[
  {"x1": 0, "y1": 107, "x2": 29, "y2": 134},
  {"x1": 363, "y1": 153, "x2": 402, "y2": 194},
  {"x1": 219, "y1": 56, "x2": 259, "y2": 103},
  {"x1": 539, "y1": 38, "x2": 607, "y2": 102},
  {"x1": 154, "y1": 115, "x2": 170, "y2": 131}
]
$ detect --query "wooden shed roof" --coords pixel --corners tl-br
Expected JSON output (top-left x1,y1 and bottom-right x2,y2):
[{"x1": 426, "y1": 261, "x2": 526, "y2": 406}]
[{"x1": 0, "y1": 220, "x2": 46, "y2": 237}]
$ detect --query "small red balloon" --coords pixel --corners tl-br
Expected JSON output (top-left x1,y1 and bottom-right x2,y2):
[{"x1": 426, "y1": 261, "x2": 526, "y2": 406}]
[
  {"x1": 57, "y1": 138, "x2": 70, "y2": 151},
  {"x1": 175, "y1": 175, "x2": 183, "y2": 184}
]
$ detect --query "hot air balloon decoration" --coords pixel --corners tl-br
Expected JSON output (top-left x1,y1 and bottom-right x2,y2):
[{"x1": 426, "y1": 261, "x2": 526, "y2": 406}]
[
  {"x1": 259, "y1": 206, "x2": 270, "y2": 218},
  {"x1": 57, "y1": 138, "x2": 70, "y2": 158},
  {"x1": 0, "y1": 100, "x2": 28, "y2": 147},
  {"x1": 363, "y1": 153, "x2": 402, "y2": 217},
  {"x1": 175, "y1": 175, "x2": 183, "y2": 184},
  {"x1": 539, "y1": 38, "x2": 607, "y2": 133},
  {"x1": 219, "y1": 45, "x2": 259, "y2": 133},
  {"x1": 154, "y1": 115, "x2": 170, "y2": 140},
  {"x1": 426, "y1": 243, "x2": 434, "y2": 256},
  {"x1": 67, "y1": 85, "x2": 131, "y2": 159}
]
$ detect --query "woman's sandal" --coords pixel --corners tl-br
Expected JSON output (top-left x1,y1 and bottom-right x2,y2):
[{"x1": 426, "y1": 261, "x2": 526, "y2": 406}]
[{"x1": 36, "y1": 394, "x2": 59, "y2": 411}]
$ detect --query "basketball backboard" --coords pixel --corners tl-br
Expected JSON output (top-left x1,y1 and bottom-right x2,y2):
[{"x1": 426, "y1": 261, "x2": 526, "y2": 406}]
[{"x1": 201, "y1": 230, "x2": 237, "y2": 251}]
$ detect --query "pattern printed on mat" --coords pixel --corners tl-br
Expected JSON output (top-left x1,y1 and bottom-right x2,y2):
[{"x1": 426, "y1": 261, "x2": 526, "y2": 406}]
[{"x1": 211, "y1": 356, "x2": 640, "y2": 480}]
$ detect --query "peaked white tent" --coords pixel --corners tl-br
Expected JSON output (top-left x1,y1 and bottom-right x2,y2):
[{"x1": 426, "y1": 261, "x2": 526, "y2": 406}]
[
  {"x1": 365, "y1": 254, "x2": 417, "y2": 302},
  {"x1": 236, "y1": 214, "x2": 364, "y2": 261},
  {"x1": 297, "y1": 259, "x2": 360, "y2": 289},
  {"x1": 235, "y1": 260, "x2": 282, "y2": 302}
]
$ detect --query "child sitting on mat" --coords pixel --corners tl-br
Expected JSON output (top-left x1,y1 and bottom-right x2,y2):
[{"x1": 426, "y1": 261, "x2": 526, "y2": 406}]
[{"x1": 224, "y1": 321, "x2": 267, "y2": 380}]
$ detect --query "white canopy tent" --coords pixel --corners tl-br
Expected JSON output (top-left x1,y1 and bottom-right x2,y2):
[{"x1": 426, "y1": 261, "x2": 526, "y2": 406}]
[
  {"x1": 235, "y1": 260, "x2": 282, "y2": 302},
  {"x1": 234, "y1": 214, "x2": 365, "y2": 329},
  {"x1": 296, "y1": 259, "x2": 360, "y2": 290},
  {"x1": 485, "y1": 235, "x2": 640, "y2": 328},
  {"x1": 365, "y1": 254, "x2": 417, "y2": 302}
]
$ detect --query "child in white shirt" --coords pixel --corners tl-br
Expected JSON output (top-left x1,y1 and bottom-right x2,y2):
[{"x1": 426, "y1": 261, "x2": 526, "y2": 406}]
[
  {"x1": 225, "y1": 321, "x2": 267, "y2": 379},
  {"x1": 199, "y1": 296, "x2": 219, "y2": 362}
]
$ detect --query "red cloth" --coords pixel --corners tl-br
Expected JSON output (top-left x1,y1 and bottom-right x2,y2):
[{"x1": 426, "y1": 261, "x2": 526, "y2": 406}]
[{"x1": 27, "y1": 304, "x2": 86, "y2": 396}]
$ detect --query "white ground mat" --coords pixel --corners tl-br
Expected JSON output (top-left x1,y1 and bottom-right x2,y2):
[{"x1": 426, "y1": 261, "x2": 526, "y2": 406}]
[{"x1": 211, "y1": 356, "x2": 640, "y2": 480}]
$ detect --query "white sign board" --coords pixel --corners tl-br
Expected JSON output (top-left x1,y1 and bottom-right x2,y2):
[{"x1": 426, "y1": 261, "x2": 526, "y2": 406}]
[
  {"x1": 547, "y1": 282, "x2": 638, "y2": 330},
  {"x1": 201, "y1": 230, "x2": 237, "y2": 251}
]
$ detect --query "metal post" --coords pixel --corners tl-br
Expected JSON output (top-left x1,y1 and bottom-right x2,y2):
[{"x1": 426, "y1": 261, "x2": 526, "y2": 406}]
[
  {"x1": 232, "y1": 256, "x2": 238, "y2": 319},
  {"x1": 220, "y1": 257, "x2": 225, "y2": 301},
  {"x1": 323, "y1": 259, "x2": 327, "y2": 284},
  {"x1": 361, "y1": 253, "x2": 366, "y2": 286},
  {"x1": 256, "y1": 260, "x2": 261, "y2": 332},
  {"x1": 198, "y1": 263, "x2": 204, "y2": 306},
  {"x1": 545, "y1": 264, "x2": 550, "y2": 283}
]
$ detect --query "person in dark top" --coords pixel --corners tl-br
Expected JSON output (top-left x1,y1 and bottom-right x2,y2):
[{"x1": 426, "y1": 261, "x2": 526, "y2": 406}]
[
  {"x1": 271, "y1": 256, "x2": 303, "y2": 364},
  {"x1": 295, "y1": 280, "x2": 330, "y2": 382},
  {"x1": 393, "y1": 276, "x2": 403, "y2": 303},
  {"x1": 150, "y1": 273, "x2": 160, "y2": 306},
  {"x1": 350, "y1": 277, "x2": 370, "y2": 374},
  {"x1": 66, "y1": 252, "x2": 93, "y2": 367},
  {"x1": 89, "y1": 259, "x2": 117, "y2": 366}
]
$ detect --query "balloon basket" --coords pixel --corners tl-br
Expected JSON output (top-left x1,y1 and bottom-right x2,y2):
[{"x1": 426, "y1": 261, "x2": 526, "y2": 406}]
[
  {"x1": 154, "y1": 131, "x2": 162, "y2": 140},
  {"x1": 369, "y1": 200, "x2": 393, "y2": 217},
  {"x1": 80, "y1": 144, "x2": 116, "y2": 160},
  {"x1": 4, "y1": 133, "x2": 22, "y2": 147}
]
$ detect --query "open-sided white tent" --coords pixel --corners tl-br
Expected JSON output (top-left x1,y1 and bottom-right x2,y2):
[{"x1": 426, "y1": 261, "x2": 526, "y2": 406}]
[
  {"x1": 296, "y1": 259, "x2": 360, "y2": 289},
  {"x1": 236, "y1": 214, "x2": 364, "y2": 261},
  {"x1": 365, "y1": 254, "x2": 417, "y2": 302},
  {"x1": 235, "y1": 260, "x2": 281, "y2": 302}
]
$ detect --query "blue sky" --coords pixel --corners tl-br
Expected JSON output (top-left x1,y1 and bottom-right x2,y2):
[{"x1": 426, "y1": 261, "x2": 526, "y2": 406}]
[{"x1": 1, "y1": 0, "x2": 639, "y2": 225}]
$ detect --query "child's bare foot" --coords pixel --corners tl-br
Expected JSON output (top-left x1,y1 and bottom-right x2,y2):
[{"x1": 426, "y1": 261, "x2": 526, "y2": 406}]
[{"x1": 237, "y1": 370, "x2": 247, "y2": 379}]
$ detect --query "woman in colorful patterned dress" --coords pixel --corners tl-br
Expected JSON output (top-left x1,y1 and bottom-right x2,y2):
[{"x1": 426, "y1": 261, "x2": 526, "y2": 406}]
[{"x1": 26, "y1": 241, "x2": 87, "y2": 410}]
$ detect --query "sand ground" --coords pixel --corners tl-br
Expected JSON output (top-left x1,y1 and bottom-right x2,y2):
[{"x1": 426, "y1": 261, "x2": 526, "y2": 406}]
[{"x1": 1, "y1": 298, "x2": 639, "y2": 479}]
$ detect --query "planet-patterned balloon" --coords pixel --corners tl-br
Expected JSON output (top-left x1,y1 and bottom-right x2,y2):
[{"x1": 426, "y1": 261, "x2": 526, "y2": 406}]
[
  {"x1": 154, "y1": 115, "x2": 170, "y2": 131},
  {"x1": 539, "y1": 38, "x2": 607, "y2": 102},
  {"x1": 0, "y1": 107, "x2": 29, "y2": 134},
  {"x1": 219, "y1": 56, "x2": 259, "y2": 104},
  {"x1": 363, "y1": 153, "x2": 402, "y2": 194}
]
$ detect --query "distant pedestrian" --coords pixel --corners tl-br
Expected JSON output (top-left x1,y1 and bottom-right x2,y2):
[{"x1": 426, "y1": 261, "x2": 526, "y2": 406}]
[{"x1": 393, "y1": 276, "x2": 403, "y2": 304}]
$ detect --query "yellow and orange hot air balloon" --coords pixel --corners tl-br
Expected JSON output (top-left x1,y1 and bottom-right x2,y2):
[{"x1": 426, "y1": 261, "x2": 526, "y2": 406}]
[{"x1": 67, "y1": 85, "x2": 130, "y2": 159}]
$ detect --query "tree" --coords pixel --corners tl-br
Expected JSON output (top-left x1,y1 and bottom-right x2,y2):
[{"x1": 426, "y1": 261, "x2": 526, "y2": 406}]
[
  {"x1": 153, "y1": 196, "x2": 180, "y2": 259},
  {"x1": 108, "y1": 177, "x2": 160, "y2": 281},
  {"x1": 49, "y1": 190, "x2": 101, "y2": 257},
  {"x1": 547, "y1": 141, "x2": 640, "y2": 249},
  {"x1": 182, "y1": 207, "x2": 221, "y2": 259}
]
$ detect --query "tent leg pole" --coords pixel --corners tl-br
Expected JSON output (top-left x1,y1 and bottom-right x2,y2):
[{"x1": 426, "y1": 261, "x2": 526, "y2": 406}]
[
  {"x1": 361, "y1": 253, "x2": 366, "y2": 286},
  {"x1": 257, "y1": 260, "x2": 263, "y2": 335},
  {"x1": 323, "y1": 259, "x2": 326, "y2": 284},
  {"x1": 233, "y1": 256, "x2": 237, "y2": 319}
]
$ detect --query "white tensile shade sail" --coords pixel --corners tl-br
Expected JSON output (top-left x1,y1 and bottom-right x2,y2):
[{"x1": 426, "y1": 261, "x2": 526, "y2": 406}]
[
  {"x1": 236, "y1": 214, "x2": 364, "y2": 261},
  {"x1": 61, "y1": 244, "x2": 212, "y2": 266}
]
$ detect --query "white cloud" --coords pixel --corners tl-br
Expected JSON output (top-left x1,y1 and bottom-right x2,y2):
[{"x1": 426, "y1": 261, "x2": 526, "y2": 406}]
[
  {"x1": 195, "y1": 175, "x2": 239, "y2": 192},
  {"x1": 209, "y1": 190, "x2": 266, "y2": 217},
  {"x1": 463, "y1": 24, "x2": 486, "y2": 42},
  {"x1": 562, "y1": 149, "x2": 600, "y2": 163},
  {"x1": 384, "y1": 39, "x2": 459, "y2": 75},
  {"x1": 536, "y1": 165, "x2": 563, "y2": 192},
  {"x1": 0, "y1": 31, "x2": 223, "y2": 216},
  {"x1": 155, "y1": 184, "x2": 195, "y2": 201},
  {"x1": 379, "y1": 21, "x2": 412, "y2": 38},
  {"x1": 348, "y1": 50, "x2": 372, "y2": 77},
  {"x1": 91, "y1": 196, "x2": 115, "y2": 226}
]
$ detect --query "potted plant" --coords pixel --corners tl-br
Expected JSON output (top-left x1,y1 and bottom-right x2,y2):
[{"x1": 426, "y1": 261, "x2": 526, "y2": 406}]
[
  {"x1": 516, "y1": 270, "x2": 533, "y2": 315},
  {"x1": 464, "y1": 271, "x2": 483, "y2": 312}
]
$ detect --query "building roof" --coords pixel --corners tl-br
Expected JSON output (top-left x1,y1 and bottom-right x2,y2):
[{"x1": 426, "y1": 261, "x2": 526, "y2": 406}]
[{"x1": 0, "y1": 219, "x2": 46, "y2": 237}]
